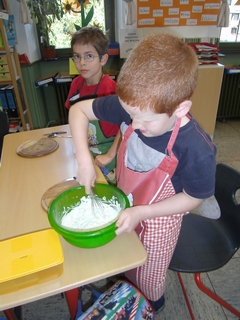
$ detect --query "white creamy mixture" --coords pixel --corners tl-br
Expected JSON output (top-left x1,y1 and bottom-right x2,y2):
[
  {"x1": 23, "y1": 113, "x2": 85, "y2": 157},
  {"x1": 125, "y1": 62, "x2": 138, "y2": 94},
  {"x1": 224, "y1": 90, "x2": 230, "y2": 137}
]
[{"x1": 61, "y1": 196, "x2": 121, "y2": 230}]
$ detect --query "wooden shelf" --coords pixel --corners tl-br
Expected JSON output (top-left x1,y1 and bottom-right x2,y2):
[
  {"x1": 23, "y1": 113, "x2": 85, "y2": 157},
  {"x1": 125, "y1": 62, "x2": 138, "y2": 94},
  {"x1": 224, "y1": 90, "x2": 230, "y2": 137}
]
[{"x1": 0, "y1": 2, "x2": 33, "y2": 131}]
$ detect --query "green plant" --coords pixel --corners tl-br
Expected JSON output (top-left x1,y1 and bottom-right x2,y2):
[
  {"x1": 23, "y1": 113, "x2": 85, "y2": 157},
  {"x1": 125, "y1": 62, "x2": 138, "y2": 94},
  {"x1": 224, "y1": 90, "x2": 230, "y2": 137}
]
[
  {"x1": 27, "y1": 0, "x2": 64, "y2": 47},
  {"x1": 73, "y1": 1, "x2": 94, "y2": 31}
]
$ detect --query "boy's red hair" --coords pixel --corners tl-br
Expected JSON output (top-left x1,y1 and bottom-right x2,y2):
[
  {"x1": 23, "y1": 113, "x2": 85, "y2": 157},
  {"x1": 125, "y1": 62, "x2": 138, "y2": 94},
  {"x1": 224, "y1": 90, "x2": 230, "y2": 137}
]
[{"x1": 117, "y1": 33, "x2": 198, "y2": 116}]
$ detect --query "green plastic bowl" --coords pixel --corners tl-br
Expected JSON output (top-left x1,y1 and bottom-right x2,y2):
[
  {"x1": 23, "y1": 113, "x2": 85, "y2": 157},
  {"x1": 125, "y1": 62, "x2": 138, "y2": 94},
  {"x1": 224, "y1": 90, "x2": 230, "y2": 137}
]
[{"x1": 48, "y1": 183, "x2": 129, "y2": 248}]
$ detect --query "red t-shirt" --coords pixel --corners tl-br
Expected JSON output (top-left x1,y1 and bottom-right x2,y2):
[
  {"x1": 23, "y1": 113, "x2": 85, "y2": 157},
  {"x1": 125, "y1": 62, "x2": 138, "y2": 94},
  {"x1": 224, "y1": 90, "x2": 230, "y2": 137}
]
[
  {"x1": 65, "y1": 74, "x2": 116, "y2": 109},
  {"x1": 65, "y1": 74, "x2": 118, "y2": 137}
]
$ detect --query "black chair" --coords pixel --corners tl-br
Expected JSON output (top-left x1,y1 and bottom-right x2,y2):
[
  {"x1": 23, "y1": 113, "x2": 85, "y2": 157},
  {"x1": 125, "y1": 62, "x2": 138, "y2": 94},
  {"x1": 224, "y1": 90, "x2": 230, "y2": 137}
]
[
  {"x1": 169, "y1": 163, "x2": 240, "y2": 318},
  {"x1": 0, "y1": 110, "x2": 9, "y2": 159}
]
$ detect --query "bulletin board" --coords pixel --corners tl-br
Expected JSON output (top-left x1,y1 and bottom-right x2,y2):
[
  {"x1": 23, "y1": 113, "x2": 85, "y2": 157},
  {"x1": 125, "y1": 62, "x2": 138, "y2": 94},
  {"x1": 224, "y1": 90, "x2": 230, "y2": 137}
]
[{"x1": 137, "y1": 0, "x2": 221, "y2": 27}]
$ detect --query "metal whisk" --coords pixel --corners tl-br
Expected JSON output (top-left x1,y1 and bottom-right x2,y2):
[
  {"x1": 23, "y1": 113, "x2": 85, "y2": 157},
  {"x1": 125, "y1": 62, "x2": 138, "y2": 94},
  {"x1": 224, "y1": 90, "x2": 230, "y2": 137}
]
[{"x1": 89, "y1": 188, "x2": 106, "y2": 218}]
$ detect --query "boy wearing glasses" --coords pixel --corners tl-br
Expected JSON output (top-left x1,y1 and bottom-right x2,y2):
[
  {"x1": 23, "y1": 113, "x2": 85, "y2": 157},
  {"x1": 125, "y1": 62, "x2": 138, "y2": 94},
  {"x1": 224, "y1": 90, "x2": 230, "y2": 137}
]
[
  {"x1": 69, "y1": 33, "x2": 217, "y2": 313},
  {"x1": 65, "y1": 27, "x2": 120, "y2": 185}
]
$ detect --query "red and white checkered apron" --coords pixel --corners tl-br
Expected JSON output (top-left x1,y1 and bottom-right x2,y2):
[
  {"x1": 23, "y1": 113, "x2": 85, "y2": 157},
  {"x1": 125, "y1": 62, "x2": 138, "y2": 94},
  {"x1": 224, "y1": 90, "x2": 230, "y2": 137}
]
[{"x1": 116, "y1": 118, "x2": 184, "y2": 301}]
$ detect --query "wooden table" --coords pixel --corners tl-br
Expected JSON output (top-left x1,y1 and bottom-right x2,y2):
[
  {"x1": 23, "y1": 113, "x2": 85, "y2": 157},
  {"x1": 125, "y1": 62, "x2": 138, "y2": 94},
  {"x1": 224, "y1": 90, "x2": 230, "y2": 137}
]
[{"x1": 0, "y1": 125, "x2": 147, "y2": 317}]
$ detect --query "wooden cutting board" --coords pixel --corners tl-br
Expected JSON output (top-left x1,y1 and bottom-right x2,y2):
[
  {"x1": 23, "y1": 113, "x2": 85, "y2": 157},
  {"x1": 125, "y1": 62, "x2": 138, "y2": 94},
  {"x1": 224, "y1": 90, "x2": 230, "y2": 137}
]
[
  {"x1": 16, "y1": 138, "x2": 59, "y2": 158},
  {"x1": 41, "y1": 180, "x2": 79, "y2": 212}
]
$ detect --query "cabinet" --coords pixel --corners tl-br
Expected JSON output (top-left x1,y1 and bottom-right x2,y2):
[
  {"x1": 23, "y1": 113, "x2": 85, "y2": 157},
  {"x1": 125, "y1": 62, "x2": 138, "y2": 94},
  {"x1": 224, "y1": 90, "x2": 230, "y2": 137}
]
[
  {"x1": 0, "y1": 2, "x2": 33, "y2": 131},
  {"x1": 190, "y1": 64, "x2": 224, "y2": 138}
]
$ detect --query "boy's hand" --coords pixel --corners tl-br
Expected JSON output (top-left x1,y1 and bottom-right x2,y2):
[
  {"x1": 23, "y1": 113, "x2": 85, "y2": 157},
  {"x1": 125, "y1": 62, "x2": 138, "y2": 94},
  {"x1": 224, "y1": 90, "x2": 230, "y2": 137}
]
[
  {"x1": 76, "y1": 159, "x2": 97, "y2": 194},
  {"x1": 95, "y1": 153, "x2": 113, "y2": 167},
  {"x1": 115, "y1": 207, "x2": 141, "y2": 235}
]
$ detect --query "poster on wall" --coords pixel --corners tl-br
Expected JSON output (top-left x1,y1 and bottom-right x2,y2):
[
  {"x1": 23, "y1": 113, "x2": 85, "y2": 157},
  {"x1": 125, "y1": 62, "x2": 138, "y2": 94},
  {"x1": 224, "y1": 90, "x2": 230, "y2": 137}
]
[
  {"x1": 118, "y1": 28, "x2": 142, "y2": 58},
  {"x1": 137, "y1": 0, "x2": 220, "y2": 27}
]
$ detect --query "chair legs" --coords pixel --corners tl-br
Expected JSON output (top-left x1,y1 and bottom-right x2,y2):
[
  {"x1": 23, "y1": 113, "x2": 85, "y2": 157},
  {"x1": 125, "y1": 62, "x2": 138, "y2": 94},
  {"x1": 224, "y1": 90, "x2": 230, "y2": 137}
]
[
  {"x1": 195, "y1": 273, "x2": 240, "y2": 318},
  {"x1": 177, "y1": 273, "x2": 195, "y2": 320},
  {"x1": 177, "y1": 272, "x2": 195, "y2": 320},
  {"x1": 176, "y1": 272, "x2": 240, "y2": 319}
]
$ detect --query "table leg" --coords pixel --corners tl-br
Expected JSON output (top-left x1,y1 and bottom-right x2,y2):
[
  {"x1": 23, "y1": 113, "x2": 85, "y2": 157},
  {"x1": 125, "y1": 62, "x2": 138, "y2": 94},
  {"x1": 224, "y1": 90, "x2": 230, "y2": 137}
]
[
  {"x1": 65, "y1": 288, "x2": 79, "y2": 320},
  {"x1": 3, "y1": 308, "x2": 19, "y2": 320}
]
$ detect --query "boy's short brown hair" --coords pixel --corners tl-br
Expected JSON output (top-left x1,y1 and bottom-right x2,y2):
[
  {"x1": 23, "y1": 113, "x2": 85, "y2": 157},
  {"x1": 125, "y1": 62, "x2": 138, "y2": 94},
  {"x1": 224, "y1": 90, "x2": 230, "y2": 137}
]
[
  {"x1": 71, "y1": 27, "x2": 109, "y2": 56},
  {"x1": 117, "y1": 33, "x2": 198, "y2": 116}
]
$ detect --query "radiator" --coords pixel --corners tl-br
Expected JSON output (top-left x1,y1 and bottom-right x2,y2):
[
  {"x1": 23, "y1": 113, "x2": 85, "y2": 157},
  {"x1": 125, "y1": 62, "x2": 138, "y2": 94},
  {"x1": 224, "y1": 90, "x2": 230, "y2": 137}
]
[
  {"x1": 54, "y1": 82, "x2": 71, "y2": 124},
  {"x1": 217, "y1": 72, "x2": 240, "y2": 119}
]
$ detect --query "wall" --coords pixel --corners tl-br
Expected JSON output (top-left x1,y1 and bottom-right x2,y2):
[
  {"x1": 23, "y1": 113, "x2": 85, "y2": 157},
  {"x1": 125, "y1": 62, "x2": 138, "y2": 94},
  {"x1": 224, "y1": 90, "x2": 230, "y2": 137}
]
[
  {"x1": 21, "y1": 60, "x2": 69, "y2": 129},
  {"x1": 20, "y1": 63, "x2": 47, "y2": 129}
]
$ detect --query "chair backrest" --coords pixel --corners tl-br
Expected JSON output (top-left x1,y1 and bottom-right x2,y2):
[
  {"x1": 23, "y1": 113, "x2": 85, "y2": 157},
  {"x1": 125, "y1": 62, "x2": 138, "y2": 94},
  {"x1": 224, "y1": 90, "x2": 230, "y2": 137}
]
[
  {"x1": 215, "y1": 163, "x2": 240, "y2": 248},
  {"x1": 0, "y1": 111, "x2": 9, "y2": 157}
]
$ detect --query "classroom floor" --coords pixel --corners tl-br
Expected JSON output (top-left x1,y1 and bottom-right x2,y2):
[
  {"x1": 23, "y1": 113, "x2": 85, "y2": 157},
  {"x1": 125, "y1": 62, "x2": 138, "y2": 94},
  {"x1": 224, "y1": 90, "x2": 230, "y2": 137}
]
[{"x1": 1, "y1": 118, "x2": 240, "y2": 320}]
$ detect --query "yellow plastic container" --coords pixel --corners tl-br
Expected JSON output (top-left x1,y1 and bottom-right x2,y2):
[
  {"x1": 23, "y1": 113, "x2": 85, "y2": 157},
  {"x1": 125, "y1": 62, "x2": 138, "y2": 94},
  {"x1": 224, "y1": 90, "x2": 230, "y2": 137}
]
[{"x1": 0, "y1": 229, "x2": 64, "y2": 295}]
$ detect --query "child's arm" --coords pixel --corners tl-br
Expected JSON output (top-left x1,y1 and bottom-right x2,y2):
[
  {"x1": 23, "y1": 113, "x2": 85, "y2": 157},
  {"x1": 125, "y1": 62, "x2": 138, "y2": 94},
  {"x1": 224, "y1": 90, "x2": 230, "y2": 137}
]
[
  {"x1": 94, "y1": 130, "x2": 122, "y2": 167},
  {"x1": 69, "y1": 99, "x2": 98, "y2": 194},
  {"x1": 115, "y1": 191, "x2": 203, "y2": 235}
]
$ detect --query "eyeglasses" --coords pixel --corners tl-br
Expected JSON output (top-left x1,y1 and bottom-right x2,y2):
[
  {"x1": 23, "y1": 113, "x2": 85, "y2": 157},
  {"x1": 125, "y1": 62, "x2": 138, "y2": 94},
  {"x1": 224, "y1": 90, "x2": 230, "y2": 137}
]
[{"x1": 71, "y1": 53, "x2": 102, "y2": 63}]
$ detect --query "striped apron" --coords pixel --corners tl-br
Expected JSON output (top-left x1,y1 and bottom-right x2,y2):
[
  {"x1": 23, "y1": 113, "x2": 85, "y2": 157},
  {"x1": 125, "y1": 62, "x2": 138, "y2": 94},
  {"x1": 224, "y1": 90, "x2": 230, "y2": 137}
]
[{"x1": 116, "y1": 118, "x2": 184, "y2": 301}]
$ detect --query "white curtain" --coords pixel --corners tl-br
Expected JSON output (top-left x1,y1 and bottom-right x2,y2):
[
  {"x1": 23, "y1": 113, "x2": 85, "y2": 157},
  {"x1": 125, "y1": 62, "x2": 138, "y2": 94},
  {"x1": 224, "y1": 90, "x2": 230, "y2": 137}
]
[
  {"x1": 123, "y1": 0, "x2": 136, "y2": 25},
  {"x1": 217, "y1": 0, "x2": 230, "y2": 27},
  {"x1": 16, "y1": 0, "x2": 32, "y2": 24}
]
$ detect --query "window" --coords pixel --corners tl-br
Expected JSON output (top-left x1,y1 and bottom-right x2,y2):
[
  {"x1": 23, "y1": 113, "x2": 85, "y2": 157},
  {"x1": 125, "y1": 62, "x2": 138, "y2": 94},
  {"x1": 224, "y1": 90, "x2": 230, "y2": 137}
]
[
  {"x1": 50, "y1": 0, "x2": 106, "y2": 49},
  {"x1": 232, "y1": 13, "x2": 239, "y2": 20},
  {"x1": 220, "y1": 0, "x2": 240, "y2": 42},
  {"x1": 231, "y1": 27, "x2": 238, "y2": 33}
]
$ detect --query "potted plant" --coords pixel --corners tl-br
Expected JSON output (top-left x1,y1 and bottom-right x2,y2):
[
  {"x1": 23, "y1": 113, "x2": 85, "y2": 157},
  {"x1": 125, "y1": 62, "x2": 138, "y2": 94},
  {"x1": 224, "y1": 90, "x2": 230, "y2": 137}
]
[{"x1": 27, "y1": 0, "x2": 64, "y2": 59}]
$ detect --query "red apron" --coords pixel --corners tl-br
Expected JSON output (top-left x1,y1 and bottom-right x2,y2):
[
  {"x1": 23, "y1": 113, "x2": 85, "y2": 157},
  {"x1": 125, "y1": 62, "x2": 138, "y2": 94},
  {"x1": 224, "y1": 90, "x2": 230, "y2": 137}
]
[{"x1": 116, "y1": 118, "x2": 184, "y2": 301}]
